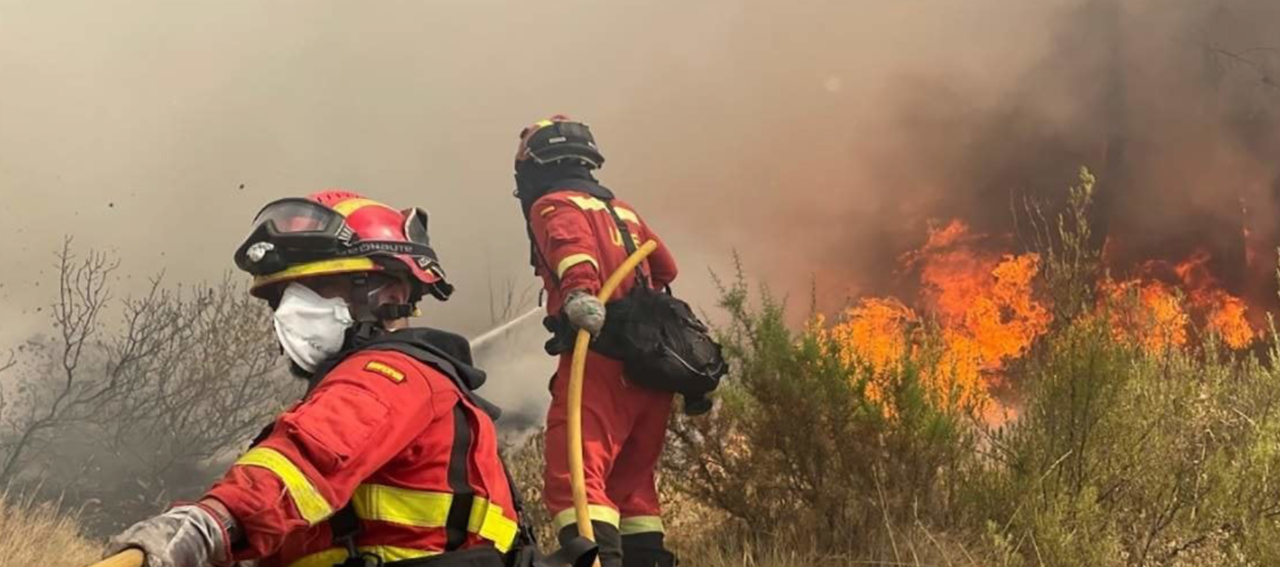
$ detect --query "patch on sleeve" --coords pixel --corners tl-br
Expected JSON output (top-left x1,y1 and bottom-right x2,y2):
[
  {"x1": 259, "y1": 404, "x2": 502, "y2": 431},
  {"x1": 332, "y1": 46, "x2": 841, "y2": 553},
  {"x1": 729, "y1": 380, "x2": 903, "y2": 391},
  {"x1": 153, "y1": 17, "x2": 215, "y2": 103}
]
[{"x1": 363, "y1": 360, "x2": 406, "y2": 383}]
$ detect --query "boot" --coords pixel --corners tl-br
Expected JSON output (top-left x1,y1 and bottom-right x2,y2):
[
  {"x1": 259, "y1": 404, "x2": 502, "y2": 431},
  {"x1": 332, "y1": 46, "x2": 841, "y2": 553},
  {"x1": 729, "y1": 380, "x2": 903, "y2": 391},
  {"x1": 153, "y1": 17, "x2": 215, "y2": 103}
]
[
  {"x1": 559, "y1": 521, "x2": 622, "y2": 567},
  {"x1": 621, "y1": 533, "x2": 677, "y2": 567}
]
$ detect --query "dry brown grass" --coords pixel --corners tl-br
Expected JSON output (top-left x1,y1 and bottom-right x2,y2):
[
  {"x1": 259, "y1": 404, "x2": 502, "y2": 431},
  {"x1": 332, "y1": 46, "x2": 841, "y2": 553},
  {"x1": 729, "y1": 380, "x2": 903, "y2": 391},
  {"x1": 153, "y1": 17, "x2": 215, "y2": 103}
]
[
  {"x1": 0, "y1": 492, "x2": 102, "y2": 567},
  {"x1": 669, "y1": 523, "x2": 984, "y2": 567}
]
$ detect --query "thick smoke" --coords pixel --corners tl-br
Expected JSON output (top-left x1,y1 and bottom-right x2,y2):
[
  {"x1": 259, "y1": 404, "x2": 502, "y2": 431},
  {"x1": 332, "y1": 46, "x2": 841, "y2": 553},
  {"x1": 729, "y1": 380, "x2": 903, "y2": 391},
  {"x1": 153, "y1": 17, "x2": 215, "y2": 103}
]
[
  {"x1": 603, "y1": 0, "x2": 1278, "y2": 315},
  {"x1": 745, "y1": 0, "x2": 1280, "y2": 310},
  {"x1": 1, "y1": 0, "x2": 1277, "y2": 407}
]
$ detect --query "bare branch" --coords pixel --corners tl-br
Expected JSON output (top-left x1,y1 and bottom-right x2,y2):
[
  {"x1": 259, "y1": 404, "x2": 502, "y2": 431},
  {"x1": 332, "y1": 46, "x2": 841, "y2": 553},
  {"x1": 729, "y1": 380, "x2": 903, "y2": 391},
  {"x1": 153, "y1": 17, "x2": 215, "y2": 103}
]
[
  {"x1": 1203, "y1": 43, "x2": 1279, "y2": 91},
  {"x1": 0, "y1": 350, "x2": 15, "y2": 376}
]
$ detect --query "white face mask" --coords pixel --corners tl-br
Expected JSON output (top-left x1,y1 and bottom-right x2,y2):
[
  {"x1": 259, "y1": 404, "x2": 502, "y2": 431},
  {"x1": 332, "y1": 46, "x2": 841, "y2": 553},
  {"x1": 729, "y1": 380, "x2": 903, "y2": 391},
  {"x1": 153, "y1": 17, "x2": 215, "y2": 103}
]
[{"x1": 273, "y1": 282, "x2": 355, "y2": 372}]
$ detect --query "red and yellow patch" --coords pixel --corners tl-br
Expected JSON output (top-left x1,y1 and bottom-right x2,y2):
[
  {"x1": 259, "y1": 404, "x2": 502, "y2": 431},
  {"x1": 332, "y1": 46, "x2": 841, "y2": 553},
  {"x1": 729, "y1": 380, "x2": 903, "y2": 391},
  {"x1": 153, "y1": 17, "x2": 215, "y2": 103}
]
[{"x1": 363, "y1": 360, "x2": 406, "y2": 383}]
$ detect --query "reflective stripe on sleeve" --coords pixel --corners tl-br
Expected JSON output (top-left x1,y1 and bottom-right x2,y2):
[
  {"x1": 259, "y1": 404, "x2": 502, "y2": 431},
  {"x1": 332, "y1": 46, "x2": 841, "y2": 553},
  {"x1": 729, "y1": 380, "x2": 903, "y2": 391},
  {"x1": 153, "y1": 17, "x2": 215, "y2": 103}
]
[
  {"x1": 234, "y1": 447, "x2": 333, "y2": 525},
  {"x1": 556, "y1": 253, "x2": 599, "y2": 278}
]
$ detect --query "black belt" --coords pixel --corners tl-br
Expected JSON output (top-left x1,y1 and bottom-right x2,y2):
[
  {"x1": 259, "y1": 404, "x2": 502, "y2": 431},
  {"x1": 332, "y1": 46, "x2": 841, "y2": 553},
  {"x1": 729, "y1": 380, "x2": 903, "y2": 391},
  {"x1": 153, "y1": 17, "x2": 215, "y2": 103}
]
[{"x1": 385, "y1": 546, "x2": 506, "y2": 567}]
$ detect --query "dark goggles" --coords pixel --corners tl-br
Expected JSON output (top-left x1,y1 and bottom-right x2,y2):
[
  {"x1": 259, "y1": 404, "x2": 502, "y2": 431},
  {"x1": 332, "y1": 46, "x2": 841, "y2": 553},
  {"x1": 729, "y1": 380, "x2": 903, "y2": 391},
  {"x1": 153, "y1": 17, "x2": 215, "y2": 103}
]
[{"x1": 234, "y1": 198, "x2": 439, "y2": 276}]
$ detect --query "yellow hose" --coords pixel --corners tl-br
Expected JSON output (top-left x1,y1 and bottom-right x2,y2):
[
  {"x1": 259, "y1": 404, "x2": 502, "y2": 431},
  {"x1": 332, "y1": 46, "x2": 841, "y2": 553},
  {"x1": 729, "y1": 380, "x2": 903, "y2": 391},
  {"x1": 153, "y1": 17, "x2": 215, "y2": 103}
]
[
  {"x1": 568, "y1": 240, "x2": 658, "y2": 555},
  {"x1": 87, "y1": 549, "x2": 143, "y2": 567},
  {"x1": 88, "y1": 243, "x2": 660, "y2": 567}
]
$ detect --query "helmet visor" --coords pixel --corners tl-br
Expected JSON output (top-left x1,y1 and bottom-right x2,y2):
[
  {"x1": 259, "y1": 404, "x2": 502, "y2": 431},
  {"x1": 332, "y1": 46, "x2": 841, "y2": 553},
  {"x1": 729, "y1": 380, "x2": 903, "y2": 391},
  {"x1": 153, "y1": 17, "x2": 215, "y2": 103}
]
[{"x1": 252, "y1": 198, "x2": 346, "y2": 235}]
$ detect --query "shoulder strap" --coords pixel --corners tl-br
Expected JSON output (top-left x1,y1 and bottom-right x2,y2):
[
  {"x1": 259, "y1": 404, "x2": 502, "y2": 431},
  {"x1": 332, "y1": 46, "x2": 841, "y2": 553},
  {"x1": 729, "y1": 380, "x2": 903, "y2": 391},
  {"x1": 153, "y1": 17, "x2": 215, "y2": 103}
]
[
  {"x1": 443, "y1": 404, "x2": 475, "y2": 551},
  {"x1": 602, "y1": 200, "x2": 649, "y2": 289},
  {"x1": 331, "y1": 405, "x2": 476, "y2": 564}
]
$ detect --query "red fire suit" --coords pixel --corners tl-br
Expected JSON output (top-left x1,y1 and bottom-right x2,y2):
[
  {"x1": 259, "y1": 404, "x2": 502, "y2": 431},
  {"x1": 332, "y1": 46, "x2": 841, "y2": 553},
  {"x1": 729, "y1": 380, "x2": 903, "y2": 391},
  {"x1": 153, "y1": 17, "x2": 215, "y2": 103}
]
[
  {"x1": 528, "y1": 189, "x2": 679, "y2": 553},
  {"x1": 205, "y1": 348, "x2": 519, "y2": 567}
]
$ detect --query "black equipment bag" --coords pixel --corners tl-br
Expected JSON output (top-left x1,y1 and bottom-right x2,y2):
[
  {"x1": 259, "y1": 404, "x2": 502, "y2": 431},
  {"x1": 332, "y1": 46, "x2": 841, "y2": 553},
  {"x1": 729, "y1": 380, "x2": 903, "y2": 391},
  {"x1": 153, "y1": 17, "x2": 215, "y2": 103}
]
[
  {"x1": 591, "y1": 199, "x2": 727, "y2": 402},
  {"x1": 592, "y1": 282, "x2": 726, "y2": 399}
]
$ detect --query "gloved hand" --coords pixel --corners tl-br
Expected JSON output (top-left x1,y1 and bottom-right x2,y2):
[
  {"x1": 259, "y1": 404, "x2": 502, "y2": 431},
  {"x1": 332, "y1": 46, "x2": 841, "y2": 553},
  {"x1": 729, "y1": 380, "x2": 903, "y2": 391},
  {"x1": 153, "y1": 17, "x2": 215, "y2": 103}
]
[
  {"x1": 563, "y1": 290, "x2": 606, "y2": 337},
  {"x1": 105, "y1": 503, "x2": 232, "y2": 567}
]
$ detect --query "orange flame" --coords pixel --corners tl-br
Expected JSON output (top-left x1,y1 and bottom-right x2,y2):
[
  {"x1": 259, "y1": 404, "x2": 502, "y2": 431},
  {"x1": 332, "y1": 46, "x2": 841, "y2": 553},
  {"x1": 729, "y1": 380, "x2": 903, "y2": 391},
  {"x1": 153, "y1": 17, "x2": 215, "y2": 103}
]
[
  {"x1": 1103, "y1": 278, "x2": 1189, "y2": 353},
  {"x1": 827, "y1": 221, "x2": 1051, "y2": 411},
  {"x1": 1176, "y1": 250, "x2": 1256, "y2": 349},
  {"x1": 826, "y1": 297, "x2": 917, "y2": 372},
  {"x1": 1105, "y1": 249, "x2": 1255, "y2": 352},
  {"x1": 822, "y1": 221, "x2": 1257, "y2": 422}
]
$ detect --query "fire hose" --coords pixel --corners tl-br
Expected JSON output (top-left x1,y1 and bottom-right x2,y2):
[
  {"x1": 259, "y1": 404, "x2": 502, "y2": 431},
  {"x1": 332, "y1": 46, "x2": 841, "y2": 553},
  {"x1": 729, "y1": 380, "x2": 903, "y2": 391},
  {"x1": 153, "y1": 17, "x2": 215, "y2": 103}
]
[
  {"x1": 89, "y1": 241, "x2": 660, "y2": 567},
  {"x1": 89, "y1": 549, "x2": 142, "y2": 567},
  {"x1": 566, "y1": 240, "x2": 658, "y2": 566}
]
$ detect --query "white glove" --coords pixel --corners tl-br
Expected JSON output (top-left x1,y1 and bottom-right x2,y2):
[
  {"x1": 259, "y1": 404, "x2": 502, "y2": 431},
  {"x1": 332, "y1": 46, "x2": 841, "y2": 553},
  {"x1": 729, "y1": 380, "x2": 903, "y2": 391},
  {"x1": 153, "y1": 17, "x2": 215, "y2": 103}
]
[
  {"x1": 106, "y1": 504, "x2": 232, "y2": 567},
  {"x1": 564, "y1": 290, "x2": 606, "y2": 337}
]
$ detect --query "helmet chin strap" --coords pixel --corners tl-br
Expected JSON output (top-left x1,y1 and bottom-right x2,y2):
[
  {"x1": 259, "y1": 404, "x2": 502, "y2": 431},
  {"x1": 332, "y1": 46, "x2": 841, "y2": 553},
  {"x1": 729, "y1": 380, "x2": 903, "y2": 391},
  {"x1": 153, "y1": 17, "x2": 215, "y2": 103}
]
[{"x1": 346, "y1": 274, "x2": 416, "y2": 348}]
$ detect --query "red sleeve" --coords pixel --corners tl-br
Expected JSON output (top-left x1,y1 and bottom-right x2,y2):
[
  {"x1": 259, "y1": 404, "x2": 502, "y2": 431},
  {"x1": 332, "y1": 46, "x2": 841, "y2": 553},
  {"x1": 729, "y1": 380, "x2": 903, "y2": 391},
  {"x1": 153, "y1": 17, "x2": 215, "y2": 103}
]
[
  {"x1": 205, "y1": 351, "x2": 438, "y2": 559},
  {"x1": 641, "y1": 219, "x2": 678, "y2": 288},
  {"x1": 529, "y1": 196, "x2": 603, "y2": 296}
]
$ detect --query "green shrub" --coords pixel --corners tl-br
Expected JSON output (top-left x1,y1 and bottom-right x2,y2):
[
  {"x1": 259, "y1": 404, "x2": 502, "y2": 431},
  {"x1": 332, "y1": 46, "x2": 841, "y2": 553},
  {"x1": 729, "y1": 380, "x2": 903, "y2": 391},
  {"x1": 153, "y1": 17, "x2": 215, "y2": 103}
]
[
  {"x1": 663, "y1": 263, "x2": 976, "y2": 558},
  {"x1": 666, "y1": 168, "x2": 1280, "y2": 566}
]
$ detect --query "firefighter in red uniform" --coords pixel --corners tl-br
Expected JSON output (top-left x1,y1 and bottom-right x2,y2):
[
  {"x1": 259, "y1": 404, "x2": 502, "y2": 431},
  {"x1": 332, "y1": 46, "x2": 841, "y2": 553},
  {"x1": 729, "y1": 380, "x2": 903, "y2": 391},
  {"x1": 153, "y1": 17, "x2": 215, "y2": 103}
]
[
  {"x1": 105, "y1": 191, "x2": 529, "y2": 567},
  {"x1": 513, "y1": 117, "x2": 681, "y2": 567}
]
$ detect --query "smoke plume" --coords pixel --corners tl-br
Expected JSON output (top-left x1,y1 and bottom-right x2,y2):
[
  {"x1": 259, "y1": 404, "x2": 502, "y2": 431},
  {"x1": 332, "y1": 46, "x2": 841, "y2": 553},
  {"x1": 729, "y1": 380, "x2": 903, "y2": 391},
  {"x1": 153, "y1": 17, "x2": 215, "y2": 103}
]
[{"x1": 1, "y1": 0, "x2": 1278, "y2": 406}]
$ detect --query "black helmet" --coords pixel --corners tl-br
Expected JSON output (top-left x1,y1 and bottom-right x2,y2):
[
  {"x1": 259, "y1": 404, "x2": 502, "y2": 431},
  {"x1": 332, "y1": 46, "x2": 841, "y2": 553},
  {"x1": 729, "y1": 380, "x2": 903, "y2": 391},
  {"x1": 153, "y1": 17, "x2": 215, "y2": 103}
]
[{"x1": 515, "y1": 115, "x2": 605, "y2": 170}]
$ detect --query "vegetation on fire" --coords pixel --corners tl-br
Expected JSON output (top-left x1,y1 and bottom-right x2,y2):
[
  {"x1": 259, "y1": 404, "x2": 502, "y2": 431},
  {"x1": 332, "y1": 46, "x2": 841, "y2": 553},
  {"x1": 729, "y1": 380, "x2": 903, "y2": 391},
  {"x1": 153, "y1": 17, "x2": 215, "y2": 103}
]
[{"x1": 640, "y1": 167, "x2": 1280, "y2": 565}]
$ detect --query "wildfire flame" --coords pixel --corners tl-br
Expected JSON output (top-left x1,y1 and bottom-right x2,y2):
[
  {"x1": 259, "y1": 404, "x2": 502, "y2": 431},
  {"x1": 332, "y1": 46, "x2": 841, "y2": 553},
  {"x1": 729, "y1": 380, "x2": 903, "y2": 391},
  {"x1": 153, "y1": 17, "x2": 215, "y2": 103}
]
[
  {"x1": 826, "y1": 221, "x2": 1050, "y2": 411},
  {"x1": 822, "y1": 220, "x2": 1257, "y2": 417},
  {"x1": 1102, "y1": 278, "x2": 1189, "y2": 352},
  {"x1": 825, "y1": 297, "x2": 916, "y2": 374},
  {"x1": 1105, "y1": 249, "x2": 1255, "y2": 352}
]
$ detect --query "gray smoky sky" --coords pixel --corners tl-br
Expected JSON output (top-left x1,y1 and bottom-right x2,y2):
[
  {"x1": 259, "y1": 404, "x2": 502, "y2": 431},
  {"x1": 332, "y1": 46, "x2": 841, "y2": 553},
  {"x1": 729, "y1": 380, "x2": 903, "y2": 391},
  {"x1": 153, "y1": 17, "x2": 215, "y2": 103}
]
[{"x1": 2, "y1": 0, "x2": 1278, "y2": 355}]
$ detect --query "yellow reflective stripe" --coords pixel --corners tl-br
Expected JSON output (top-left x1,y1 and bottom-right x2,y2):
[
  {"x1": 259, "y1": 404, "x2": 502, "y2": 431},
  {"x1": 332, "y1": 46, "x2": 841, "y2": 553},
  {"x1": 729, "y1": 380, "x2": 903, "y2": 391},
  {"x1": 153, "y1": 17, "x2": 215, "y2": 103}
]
[
  {"x1": 352, "y1": 484, "x2": 452, "y2": 528},
  {"x1": 330, "y1": 198, "x2": 384, "y2": 217},
  {"x1": 468, "y1": 499, "x2": 519, "y2": 553},
  {"x1": 352, "y1": 484, "x2": 518, "y2": 551},
  {"x1": 286, "y1": 546, "x2": 440, "y2": 567},
  {"x1": 253, "y1": 258, "x2": 378, "y2": 288},
  {"x1": 614, "y1": 208, "x2": 640, "y2": 224},
  {"x1": 620, "y1": 516, "x2": 665, "y2": 535},
  {"x1": 286, "y1": 549, "x2": 348, "y2": 567},
  {"x1": 552, "y1": 505, "x2": 621, "y2": 531},
  {"x1": 235, "y1": 448, "x2": 332, "y2": 525},
  {"x1": 567, "y1": 195, "x2": 603, "y2": 210},
  {"x1": 368, "y1": 545, "x2": 440, "y2": 562},
  {"x1": 565, "y1": 196, "x2": 641, "y2": 223},
  {"x1": 556, "y1": 253, "x2": 599, "y2": 278}
]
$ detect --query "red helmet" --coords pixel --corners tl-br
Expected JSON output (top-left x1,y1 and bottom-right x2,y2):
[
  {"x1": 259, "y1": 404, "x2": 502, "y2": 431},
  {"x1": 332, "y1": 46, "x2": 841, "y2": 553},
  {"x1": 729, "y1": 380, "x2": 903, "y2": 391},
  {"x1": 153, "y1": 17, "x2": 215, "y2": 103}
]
[
  {"x1": 234, "y1": 190, "x2": 453, "y2": 303},
  {"x1": 515, "y1": 114, "x2": 605, "y2": 169}
]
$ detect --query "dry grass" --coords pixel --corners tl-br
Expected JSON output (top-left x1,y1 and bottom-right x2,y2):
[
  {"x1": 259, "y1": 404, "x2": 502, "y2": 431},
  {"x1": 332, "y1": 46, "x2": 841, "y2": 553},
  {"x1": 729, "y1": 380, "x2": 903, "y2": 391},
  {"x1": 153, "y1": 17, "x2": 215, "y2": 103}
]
[
  {"x1": 0, "y1": 492, "x2": 102, "y2": 567},
  {"x1": 669, "y1": 523, "x2": 983, "y2": 567}
]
